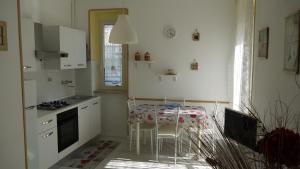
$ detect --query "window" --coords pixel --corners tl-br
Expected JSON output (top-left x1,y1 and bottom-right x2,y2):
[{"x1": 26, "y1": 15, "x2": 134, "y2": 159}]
[
  {"x1": 103, "y1": 25, "x2": 123, "y2": 87},
  {"x1": 89, "y1": 9, "x2": 128, "y2": 92}
]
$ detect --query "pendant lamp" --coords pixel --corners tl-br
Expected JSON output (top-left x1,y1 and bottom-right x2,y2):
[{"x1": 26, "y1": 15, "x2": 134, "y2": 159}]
[{"x1": 109, "y1": 14, "x2": 138, "y2": 44}]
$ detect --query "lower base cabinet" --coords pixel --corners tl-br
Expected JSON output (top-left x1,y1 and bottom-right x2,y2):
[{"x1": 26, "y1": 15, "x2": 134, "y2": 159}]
[
  {"x1": 78, "y1": 102, "x2": 90, "y2": 146},
  {"x1": 37, "y1": 97, "x2": 101, "y2": 168},
  {"x1": 90, "y1": 97, "x2": 101, "y2": 138},
  {"x1": 38, "y1": 127, "x2": 58, "y2": 169},
  {"x1": 78, "y1": 97, "x2": 101, "y2": 146}
]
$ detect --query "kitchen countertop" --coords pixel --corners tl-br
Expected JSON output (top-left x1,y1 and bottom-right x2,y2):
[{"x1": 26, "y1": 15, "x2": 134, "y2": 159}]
[{"x1": 37, "y1": 95, "x2": 99, "y2": 118}]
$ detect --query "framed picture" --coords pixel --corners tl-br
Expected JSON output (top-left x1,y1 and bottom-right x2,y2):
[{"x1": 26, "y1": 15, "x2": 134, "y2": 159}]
[
  {"x1": 284, "y1": 10, "x2": 300, "y2": 74},
  {"x1": 0, "y1": 21, "x2": 7, "y2": 51},
  {"x1": 258, "y1": 27, "x2": 269, "y2": 59}
]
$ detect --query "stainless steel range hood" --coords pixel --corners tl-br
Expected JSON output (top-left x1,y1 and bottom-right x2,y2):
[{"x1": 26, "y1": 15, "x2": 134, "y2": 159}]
[{"x1": 34, "y1": 22, "x2": 68, "y2": 61}]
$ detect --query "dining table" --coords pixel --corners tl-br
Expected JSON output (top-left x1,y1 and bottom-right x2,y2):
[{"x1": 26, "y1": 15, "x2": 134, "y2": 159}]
[{"x1": 130, "y1": 103, "x2": 208, "y2": 155}]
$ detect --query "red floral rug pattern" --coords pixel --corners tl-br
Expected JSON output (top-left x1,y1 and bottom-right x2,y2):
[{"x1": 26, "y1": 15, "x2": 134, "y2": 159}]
[{"x1": 59, "y1": 140, "x2": 119, "y2": 169}]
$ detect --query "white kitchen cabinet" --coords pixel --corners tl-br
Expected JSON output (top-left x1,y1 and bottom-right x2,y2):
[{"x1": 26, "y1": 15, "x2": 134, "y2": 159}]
[
  {"x1": 89, "y1": 97, "x2": 101, "y2": 138},
  {"x1": 78, "y1": 102, "x2": 90, "y2": 146},
  {"x1": 22, "y1": 18, "x2": 36, "y2": 72},
  {"x1": 78, "y1": 97, "x2": 101, "y2": 146},
  {"x1": 43, "y1": 26, "x2": 86, "y2": 70},
  {"x1": 38, "y1": 127, "x2": 58, "y2": 169},
  {"x1": 24, "y1": 80, "x2": 39, "y2": 169}
]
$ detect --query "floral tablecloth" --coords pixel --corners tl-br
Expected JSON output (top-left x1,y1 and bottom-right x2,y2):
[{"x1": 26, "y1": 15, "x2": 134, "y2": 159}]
[{"x1": 130, "y1": 104, "x2": 209, "y2": 129}]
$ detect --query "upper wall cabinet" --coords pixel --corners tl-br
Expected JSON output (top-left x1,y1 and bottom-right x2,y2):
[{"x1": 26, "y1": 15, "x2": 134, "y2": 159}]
[
  {"x1": 22, "y1": 18, "x2": 37, "y2": 72},
  {"x1": 43, "y1": 26, "x2": 86, "y2": 70}
]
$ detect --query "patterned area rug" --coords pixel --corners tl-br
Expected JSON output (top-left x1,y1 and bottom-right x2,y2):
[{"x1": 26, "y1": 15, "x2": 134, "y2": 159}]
[{"x1": 58, "y1": 140, "x2": 119, "y2": 169}]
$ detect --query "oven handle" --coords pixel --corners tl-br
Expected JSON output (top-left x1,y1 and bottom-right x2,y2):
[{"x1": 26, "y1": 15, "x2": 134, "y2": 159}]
[{"x1": 43, "y1": 131, "x2": 54, "y2": 138}]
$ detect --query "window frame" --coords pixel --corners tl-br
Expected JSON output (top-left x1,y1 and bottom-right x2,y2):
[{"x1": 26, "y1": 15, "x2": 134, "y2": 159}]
[{"x1": 89, "y1": 9, "x2": 129, "y2": 93}]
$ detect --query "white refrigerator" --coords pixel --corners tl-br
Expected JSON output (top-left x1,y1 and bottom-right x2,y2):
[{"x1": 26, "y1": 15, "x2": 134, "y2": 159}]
[{"x1": 24, "y1": 80, "x2": 39, "y2": 169}]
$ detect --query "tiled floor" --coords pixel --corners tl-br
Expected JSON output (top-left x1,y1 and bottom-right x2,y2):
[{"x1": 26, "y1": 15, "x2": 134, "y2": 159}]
[{"x1": 94, "y1": 136, "x2": 212, "y2": 169}]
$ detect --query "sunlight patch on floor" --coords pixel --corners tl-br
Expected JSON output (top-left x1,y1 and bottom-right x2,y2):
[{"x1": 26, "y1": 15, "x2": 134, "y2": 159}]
[{"x1": 103, "y1": 158, "x2": 211, "y2": 169}]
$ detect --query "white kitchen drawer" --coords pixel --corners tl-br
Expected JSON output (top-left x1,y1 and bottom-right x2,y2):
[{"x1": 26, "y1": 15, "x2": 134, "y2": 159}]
[{"x1": 37, "y1": 114, "x2": 57, "y2": 134}]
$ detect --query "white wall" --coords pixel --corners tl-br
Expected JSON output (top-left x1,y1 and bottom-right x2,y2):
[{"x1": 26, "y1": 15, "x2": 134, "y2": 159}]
[
  {"x1": 0, "y1": 0, "x2": 26, "y2": 168},
  {"x1": 252, "y1": 0, "x2": 300, "y2": 129},
  {"x1": 75, "y1": 0, "x2": 236, "y2": 137},
  {"x1": 25, "y1": 69, "x2": 76, "y2": 103},
  {"x1": 39, "y1": 0, "x2": 72, "y2": 26},
  {"x1": 76, "y1": 0, "x2": 236, "y2": 102}
]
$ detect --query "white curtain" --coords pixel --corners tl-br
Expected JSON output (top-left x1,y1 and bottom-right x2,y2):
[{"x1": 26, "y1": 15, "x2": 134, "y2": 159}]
[{"x1": 233, "y1": 0, "x2": 255, "y2": 109}]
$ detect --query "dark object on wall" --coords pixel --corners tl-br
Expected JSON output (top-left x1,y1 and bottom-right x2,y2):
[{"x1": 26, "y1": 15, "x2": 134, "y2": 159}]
[
  {"x1": 258, "y1": 27, "x2": 269, "y2": 59},
  {"x1": 224, "y1": 108, "x2": 258, "y2": 151},
  {"x1": 134, "y1": 51, "x2": 141, "y2": 61},
  {"x1": 144, "y1": 51, "x2": 150, "y2": 61},
  {"x1": 191, "y1": 59, "x2": 198, "y2": 70},
  {"x1": 192, "y1": 29, "x2": 200, "y2": 41},
  {"x1": 0, "y1": 21, "x2": 8, "y2": 51},
  {"x1": 284, "y1": 10, "x2": 300, "y2": 74}
]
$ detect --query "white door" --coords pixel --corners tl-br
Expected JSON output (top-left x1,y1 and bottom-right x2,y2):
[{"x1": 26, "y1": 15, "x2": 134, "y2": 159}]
[
  {"x1": 25, "y1": 107, "x2": 39, "y2": 169},
  {"x1": 76, "y1": 30, "x2": 86, "y2": 68},
  {"x1": 89, "y1": 98, "x2": 101, "y2": 138},
  {"x1": 59, "y1": 26, "x2": 74, "y2": 69},
  {"x1": 22, "y1": 18, "x2": 36, "y2": 72},
  {"x1": 78, "y1": 102, "x2": 90, "y2": 146}
]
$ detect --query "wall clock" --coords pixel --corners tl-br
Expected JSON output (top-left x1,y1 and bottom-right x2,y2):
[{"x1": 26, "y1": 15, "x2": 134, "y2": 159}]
[{"x1": 163, "y1": 25, "x2": 176, "y2": 39}]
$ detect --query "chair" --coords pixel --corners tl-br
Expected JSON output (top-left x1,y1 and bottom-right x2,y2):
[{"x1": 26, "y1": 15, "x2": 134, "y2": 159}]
[
  {"x1": 127, "y1": 98, "x2": 155, "y2": 153},
  {"x1": 164, "y1": 96, "x2": 186, "y2": 106},
  {"x1": 154, "y1": 106, "x2": 182, "y2": 165},
  {"x1": 186, "y1": 101, "x2": 219, "y2": 153}
]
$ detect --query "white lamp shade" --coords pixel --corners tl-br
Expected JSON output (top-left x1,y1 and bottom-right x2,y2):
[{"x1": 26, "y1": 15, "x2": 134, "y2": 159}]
[{"x1": 109, "y1": 14, "x2": 138, "y2": 44}]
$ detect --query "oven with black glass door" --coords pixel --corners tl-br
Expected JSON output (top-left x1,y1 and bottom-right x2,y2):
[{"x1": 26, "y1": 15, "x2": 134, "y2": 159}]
[{"x1": 57, "y1": 107, "x2": 78, "y2": 153}]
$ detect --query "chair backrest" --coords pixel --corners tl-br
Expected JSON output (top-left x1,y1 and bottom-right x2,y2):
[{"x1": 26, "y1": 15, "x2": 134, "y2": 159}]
[
  {"x1": 154, "y1": 105, "x2": 182, "y2": 136},
  {"x1": 127, "y1": 97, "x2": 136, "y2": 112},
  {"x1": 164, "y1": 96, "x2": 186, "y2": 106}
]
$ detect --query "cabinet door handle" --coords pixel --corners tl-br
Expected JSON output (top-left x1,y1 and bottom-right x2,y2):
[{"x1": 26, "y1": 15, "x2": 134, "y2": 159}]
[
  {"x1": 64, "y1": 64, "x2": 71, "y2": 67},
  {"x1": 93, "y1": 102, "x2": 98, "y2": 105},
  {"x1": 41, "y1": 119, "x2": 53, "y2": 125},
  {"x1": 24, "y1": 66, "x2": 32, "y2": 69},
  {"x1": 25, "y1": 106, "x2": 36, "y2": 110},
  {"x1": 77, "y1": 64, "x2": 85, "y2": 66},
  {"x1": 81, "y1": 106, "x2": 88, "y2": 110},
  {"x1": 43, "y1": 131, "x2": 54, "y2": 138}
]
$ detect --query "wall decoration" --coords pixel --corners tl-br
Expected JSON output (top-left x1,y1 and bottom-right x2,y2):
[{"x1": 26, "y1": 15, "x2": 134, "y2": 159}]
[
  {"x1": 134, "y1": 51, "x2": 141, "y2": 61},
  {"x1": 284, "y1": 10, "x2": 300, "y2": 74},
  {"x1": 258, "y1": 27, "x2": 269, "y2": 59},
  {"x1": 144, "y1": 51, "x2": 151, "y2": 61},
  {"x1": 163, "y1": 25, "x2": 176, "y2": 39},
  {"x1": 191, "y1": 59, "x2": 198, "y2": 70},
  {"x1": 192, "y1": 29, "x2": 200, "y2": 41},
  {"x1": 0, "y1": 21, "x2": 8, "y2": 51}
]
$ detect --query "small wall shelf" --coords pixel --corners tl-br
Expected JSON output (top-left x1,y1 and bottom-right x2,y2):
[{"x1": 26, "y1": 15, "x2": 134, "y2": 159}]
[
  {"x1": 134, "y1": 60, "x2": 155, "y2": 68},
  {"x1": 159, "y1": 74, "x2": 179, "y2": 81}
]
